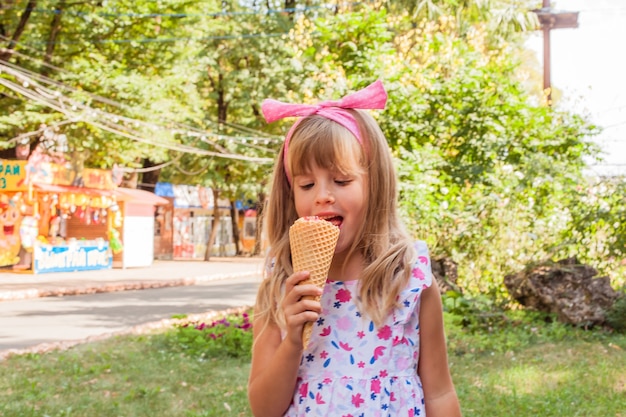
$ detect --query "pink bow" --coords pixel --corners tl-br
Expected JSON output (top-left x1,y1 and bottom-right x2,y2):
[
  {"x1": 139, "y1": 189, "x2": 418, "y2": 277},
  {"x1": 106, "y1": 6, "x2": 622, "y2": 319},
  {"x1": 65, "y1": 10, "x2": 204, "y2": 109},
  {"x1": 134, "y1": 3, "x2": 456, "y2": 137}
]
[{"x1": 261, "y1": 80, "x2": 387, "y2": 183}]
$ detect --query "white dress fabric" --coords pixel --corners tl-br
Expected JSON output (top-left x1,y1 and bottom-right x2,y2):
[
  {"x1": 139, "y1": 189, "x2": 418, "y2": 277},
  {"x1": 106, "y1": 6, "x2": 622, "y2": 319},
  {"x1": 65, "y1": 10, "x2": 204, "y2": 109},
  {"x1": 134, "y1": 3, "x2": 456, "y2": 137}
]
[{"x1": 284, "y1": 241, "x2": 434, "y2": 417}]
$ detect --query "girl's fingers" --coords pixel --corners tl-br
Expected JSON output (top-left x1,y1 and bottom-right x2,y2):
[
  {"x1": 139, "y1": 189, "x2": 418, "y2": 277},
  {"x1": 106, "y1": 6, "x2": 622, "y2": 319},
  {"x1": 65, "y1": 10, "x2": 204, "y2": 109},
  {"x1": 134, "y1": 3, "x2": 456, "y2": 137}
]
[
  {"x1": 284, "y1": 271, "x2": 311, "y2": 291},
  {"x1": 281, "y1": 271, "x2": 324, "y2": 344},
  {"x1": 283, "y1": 297, "x2": 322, "y2": 316},
  {"x1": 284, "y1": 271, "x2": 323, "y2": 302},
  {"x1": 285, "y1": 309, "x2": 319, "y2": 329}
]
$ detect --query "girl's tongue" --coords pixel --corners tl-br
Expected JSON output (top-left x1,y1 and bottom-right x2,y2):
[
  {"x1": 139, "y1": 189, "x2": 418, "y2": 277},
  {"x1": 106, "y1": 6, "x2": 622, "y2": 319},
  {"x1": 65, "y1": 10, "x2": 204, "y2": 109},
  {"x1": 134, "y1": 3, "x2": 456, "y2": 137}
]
[{"x1": 326, "y1": 216, "x2": 343, "y2": 228}]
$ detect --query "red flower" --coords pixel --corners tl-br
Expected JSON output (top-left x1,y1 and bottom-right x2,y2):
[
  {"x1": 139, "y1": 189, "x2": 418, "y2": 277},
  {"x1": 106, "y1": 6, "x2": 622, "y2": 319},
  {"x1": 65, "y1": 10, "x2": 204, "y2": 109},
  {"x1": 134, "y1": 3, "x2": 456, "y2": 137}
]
[
  {"x1": 351, "y1": 393, "x2": 365, "y2": 408},
  {"x1": 336, "y1": 288, "x2": 352, "y2": 303},
  {"x1": 377, "y1": 325, "x2": 392, "y2": 340},
  {"x1": 412, "y1": 267, "x2": 425, "y2": 280},
  {"x1": 371, "y1": 378, "x2": 381, "y2": 394},
  {"x1": 298, "y1": 383, "x2": 308, "y2": 398}
]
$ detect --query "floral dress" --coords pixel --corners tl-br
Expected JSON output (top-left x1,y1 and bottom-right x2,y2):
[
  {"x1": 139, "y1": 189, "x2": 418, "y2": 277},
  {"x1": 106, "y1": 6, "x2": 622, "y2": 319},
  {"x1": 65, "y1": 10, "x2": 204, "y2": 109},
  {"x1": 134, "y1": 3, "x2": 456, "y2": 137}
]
[{"x1": 284, "y1": 241, "x2": 433, "y2": 417}]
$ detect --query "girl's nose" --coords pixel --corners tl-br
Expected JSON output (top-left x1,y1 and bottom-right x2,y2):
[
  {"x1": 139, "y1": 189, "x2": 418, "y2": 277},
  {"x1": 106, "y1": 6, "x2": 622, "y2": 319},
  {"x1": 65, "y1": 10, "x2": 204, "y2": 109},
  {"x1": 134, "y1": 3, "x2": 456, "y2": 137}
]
[{"x1": 315, "y1": 187, "x2": 334, "y2": 204}]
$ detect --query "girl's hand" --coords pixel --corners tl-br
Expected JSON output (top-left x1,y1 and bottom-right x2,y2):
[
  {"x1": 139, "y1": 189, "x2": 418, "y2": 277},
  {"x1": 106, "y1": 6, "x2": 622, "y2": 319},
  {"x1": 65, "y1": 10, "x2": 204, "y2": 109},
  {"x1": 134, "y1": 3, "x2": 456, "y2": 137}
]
[{"x1": 280, "y1": 271, "x2": 323, "y2": 348}]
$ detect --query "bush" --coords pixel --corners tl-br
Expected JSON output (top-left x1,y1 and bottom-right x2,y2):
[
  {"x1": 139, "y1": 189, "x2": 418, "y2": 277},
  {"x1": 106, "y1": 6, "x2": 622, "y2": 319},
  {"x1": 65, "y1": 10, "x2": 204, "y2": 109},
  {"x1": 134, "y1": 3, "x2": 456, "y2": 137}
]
[
  {"x1": 605, "y1": 294, "x2": 626, "y2": 333},
  {"x1": 168, "y1": 311, "x2": 253, "y2": 359},
  {"x1": 442, "y1": 290, "x2": 510, "y2": 332}
]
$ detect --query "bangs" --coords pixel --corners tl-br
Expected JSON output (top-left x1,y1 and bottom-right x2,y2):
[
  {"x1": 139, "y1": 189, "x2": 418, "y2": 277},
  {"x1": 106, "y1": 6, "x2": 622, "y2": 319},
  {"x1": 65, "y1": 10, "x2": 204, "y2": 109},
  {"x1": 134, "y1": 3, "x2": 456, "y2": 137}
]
[{"x1": 288, "y1": 116, "x2": 365, "y2": 178}]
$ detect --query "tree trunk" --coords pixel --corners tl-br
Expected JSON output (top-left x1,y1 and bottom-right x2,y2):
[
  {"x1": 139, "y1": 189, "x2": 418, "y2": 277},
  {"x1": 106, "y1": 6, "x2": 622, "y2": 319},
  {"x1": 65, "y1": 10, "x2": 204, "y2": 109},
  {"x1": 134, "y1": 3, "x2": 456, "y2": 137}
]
[
  {"x1": 139, "y1": 159, "x2": 161, "y2": 191},
  {"x1": 204, "y1": 188, "x2": 220, "y2": 261},
  {"x1": 284, "y1": 0, "x2": 296, "y2": 20},
  {"x1": 216, "y1": 73, "x2": 229, "y2": 125},
  {"x1": 230, "y1": 200, "x2": 241, "y2": 255},
  {"x1": 0, "y1": 0, "x2": 38, "y2": 61},
  {"x1": 253, "y1": 190, "x2": 266, "y2": 256},
  {"x1": 42, "y1": 0, "x2": 66, "y2": 74},
  {"x1": 121, "y1": 171, "x2": 138, "y2": 189}
]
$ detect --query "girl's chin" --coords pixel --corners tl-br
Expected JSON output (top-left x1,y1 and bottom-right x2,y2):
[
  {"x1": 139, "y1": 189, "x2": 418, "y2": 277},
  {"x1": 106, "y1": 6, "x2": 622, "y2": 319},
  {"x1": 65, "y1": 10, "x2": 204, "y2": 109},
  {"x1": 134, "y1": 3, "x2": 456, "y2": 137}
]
[{"x1": 333, "y1": 241, "x2": 351, "y2": 256}]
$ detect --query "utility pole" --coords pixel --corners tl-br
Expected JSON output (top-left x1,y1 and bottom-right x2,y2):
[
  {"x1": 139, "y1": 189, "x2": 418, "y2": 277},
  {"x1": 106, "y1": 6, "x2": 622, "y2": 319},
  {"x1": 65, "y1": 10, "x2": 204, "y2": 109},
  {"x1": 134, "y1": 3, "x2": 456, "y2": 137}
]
[{"x1": 533, "y1": 0, "x2": 579, "y2": 106}]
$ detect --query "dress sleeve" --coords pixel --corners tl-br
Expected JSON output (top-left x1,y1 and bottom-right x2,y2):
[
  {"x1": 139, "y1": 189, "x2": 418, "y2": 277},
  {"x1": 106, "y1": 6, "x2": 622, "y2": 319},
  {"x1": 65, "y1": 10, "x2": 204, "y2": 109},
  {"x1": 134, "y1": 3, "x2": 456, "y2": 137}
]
[{"x1": 393, "y1": 240, "x2": 434, "y2": 325}]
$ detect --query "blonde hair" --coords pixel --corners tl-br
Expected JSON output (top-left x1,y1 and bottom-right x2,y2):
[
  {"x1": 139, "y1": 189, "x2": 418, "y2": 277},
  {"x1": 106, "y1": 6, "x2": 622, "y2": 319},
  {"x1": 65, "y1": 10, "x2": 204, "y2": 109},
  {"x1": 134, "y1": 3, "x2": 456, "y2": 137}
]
[{"x1": 255, "y1": 109, "x2": 416, "y2": 330}]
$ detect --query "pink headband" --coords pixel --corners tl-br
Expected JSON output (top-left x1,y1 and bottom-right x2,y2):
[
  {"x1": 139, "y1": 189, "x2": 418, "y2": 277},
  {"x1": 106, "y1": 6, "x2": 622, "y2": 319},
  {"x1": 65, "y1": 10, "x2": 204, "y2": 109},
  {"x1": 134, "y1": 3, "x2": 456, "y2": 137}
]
[{"x1": 261, "y1": 80, "x2": 387, "y2": 184}]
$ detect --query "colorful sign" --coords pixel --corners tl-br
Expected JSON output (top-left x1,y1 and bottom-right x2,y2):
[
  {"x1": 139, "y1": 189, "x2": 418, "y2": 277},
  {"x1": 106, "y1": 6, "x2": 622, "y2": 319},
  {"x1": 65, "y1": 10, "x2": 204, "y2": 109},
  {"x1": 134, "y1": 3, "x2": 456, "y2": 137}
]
[
  {"x1": 33, "y1": 243, "x2": 112, "y2": 274},
  {"x1": 0, "y1": 197, "x2": 23, "y2": 267},
  {"x1": 0, "y1": 160, "x2": 27, "y2": 191},
  {"x1": 25, "y1": 154, "x2": 114, "y2": 190},
  {"x1": 83, "y1": 168, "x2": 115, "y2": 190}
]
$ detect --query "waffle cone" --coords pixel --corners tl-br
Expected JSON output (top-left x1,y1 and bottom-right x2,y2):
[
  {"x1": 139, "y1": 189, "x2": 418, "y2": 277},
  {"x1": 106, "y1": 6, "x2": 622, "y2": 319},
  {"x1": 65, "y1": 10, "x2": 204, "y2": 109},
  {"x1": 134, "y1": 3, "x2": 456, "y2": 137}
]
[{"x1": 289, "y1": 216, "x2": 340, "y2": 349}]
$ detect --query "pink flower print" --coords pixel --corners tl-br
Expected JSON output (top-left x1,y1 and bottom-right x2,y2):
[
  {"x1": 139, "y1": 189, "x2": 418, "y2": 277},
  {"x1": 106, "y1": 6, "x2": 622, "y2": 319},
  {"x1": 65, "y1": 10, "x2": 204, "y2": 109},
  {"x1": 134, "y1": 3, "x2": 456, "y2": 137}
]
[
  {"x1": 357, "y1": 331, "x2": 365, "y2": 339},
  {"x1": 358, "y1": 361, "x2": 365, "y2": 368},
  {"x1": 418, "y1": 255, "x2": 428, "y2": 265},
  {"x1": 380, "y1": 370, "x2": 388, "y2": 378},
  {"x1": 342, "y1": 415, "x2": 354, "y2": 417},
  {"x1": 377, "y1": 325, "x2": 392, "y2": 340},
  {"x1": 412, "y1": 267, "x2": 425, "y2": 280},
  {"x1": 351, "y1": 393, "x2": 365, "y2": 408},
  {"x1": 389, "y1": 391, "x2": 397, "y2": 402},
  {"x1": 339, "y1": 341, "x2": 353, "y2": 351},
  {"x1": 393, "y1": 336, "x2": 408, "y2": 346},
  {"x1": 320, "y1": 326, "x2": 331, "y2": 336},
  {"x1": 336, "y1": 288, "x2": 352, "y2": 303},
  {"x1": 298, "y1": 382, "x2": 308, "y2": 398},
  {"x1": 315, "y1": 392, "x2": 325, "y2": 404},
  {"x1": 370, "y1": 346, "x2": 386, "y2": 363},
  {"x1": 371, "y1": 379, "x2": 381, "y2": 394},
  {"x1": 320, "y1": 350, "x2": 329, "y2": 359},
  {"x1": 336, "y1": 315, "x2": 353, "y2": 331},
  {"x1": 395, "y1": 354, "x2": 410, "y2": 371}
]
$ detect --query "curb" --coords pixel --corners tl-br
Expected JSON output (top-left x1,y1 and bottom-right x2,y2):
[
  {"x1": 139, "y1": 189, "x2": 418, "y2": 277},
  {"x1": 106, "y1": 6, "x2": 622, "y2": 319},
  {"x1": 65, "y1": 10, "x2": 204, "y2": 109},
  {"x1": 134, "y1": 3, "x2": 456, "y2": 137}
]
[{"x1": 0, "y1": 271, "x2": 259, "y2": 302}]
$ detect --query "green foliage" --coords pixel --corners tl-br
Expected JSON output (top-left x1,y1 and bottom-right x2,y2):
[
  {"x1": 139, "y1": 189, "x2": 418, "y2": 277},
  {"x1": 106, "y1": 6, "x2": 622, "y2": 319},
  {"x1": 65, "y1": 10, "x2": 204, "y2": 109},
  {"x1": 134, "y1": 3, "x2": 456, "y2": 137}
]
[
  {"x1": 562, "y1": 180, "x2": 626, "y2": 279},
  {"x1": 0, "y1": 333, "x2": 252, "y2": 417},
  {"x1": 443, "y1": 290, "x2": 509, "y2": 331},
  {"x1": 2, "y1": 313, "x2": 624, "y2": 417},
  {"x1": 383, "y1": 11, "x2": 606, "y2": 294},
  {"x1": 606, "y1": 293, "x2": 626, "y2": 333},
  {"x1": 444, "y1": 305, "x2": 620, "y2": 357},
  {"x1": 2, "y1": 0, "x2": 623, "y2": 302},
  {"x1": 166, "y1": 312, "x2": 253, "y2": 359}
]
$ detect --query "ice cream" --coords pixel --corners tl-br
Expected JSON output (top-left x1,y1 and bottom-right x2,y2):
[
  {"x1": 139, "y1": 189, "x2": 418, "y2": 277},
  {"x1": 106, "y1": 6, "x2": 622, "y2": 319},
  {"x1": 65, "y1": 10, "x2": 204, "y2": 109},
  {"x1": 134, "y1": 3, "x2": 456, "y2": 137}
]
[{"x1": 289, "y1": 216, "x2": 340, "y2": 348}]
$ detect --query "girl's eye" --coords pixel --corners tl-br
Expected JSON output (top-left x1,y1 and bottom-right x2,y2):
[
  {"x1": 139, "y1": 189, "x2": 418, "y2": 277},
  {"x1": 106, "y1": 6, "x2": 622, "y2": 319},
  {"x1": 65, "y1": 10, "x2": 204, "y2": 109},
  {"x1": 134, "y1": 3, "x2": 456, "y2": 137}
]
[
  {"x1": 299, "y1": 183, "x2": 314, "y2": 190},
  {"x1": 335, "y1": 179, "x2": 352, "y2": 186}
]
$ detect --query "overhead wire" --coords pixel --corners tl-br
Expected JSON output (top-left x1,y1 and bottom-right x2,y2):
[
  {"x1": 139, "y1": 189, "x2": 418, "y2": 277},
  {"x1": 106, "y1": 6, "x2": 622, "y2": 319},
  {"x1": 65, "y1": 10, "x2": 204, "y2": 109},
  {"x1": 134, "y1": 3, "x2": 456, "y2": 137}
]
[
  {"x1": 0, "y1": 35, "x2": 283, "y2": 144},
  {"x1": 0, "y1": 55, "x2": 283, "y2": 152},
  {"x1": 174, "y1": 159, "x2": 216, "y2": 176},
  {"x1": 5, "y1": 119, "x2": 76, "y2": 145},
  {"x1": 0, "y1": 63, "x2": 274, "y2": 163},
  {"x1": 119, "y1": 154, "x2": 182, "y2": 173}
]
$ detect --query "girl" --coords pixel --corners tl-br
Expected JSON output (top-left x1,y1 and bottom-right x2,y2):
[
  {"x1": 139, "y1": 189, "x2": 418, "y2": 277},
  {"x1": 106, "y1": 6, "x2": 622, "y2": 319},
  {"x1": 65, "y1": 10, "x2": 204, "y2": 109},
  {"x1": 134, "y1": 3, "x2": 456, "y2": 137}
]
[{"x1": 248, "y1": 81, "x2": 461, "y2": 417}]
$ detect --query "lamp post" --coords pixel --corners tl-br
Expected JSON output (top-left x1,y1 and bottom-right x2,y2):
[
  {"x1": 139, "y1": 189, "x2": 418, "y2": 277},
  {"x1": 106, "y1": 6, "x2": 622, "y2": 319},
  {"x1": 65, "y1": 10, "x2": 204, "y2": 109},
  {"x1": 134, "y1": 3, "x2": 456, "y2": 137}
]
[{"x1": 533, "y1": 0, "x2": 579, "y2": 106}]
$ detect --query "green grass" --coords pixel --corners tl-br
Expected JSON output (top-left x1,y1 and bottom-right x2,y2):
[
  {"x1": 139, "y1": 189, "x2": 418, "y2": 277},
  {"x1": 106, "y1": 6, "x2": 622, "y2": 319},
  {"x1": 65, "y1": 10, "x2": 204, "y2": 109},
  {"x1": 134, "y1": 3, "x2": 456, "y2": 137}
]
[
  {"x1": 453, "y1": 340, "x2": 626, "y2": 416},
  {"x1": 0, "y1": 314, "x2": 624, "y2": 417},
  {"x1": 0, "y1": 335, "x2": 251, "y2": 417}
]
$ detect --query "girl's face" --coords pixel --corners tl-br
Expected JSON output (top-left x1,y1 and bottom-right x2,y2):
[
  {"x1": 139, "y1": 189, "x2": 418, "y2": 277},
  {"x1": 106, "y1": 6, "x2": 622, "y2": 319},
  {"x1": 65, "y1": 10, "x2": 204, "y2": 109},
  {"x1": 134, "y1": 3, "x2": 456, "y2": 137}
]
[{"x1": 292, "y1": 163, "x2": 367, "y2": 255}]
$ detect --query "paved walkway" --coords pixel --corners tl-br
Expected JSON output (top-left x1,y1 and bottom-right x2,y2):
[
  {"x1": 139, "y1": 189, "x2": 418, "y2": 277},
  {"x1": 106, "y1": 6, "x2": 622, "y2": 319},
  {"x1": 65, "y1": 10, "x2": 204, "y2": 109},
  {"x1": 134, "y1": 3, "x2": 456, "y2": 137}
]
[{"x1": 0, "y1": 256, "x2": 265, "y2": 302}]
